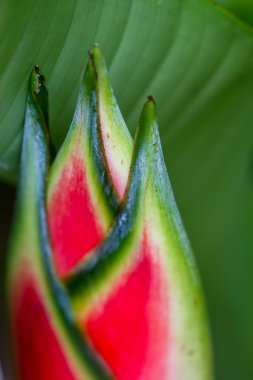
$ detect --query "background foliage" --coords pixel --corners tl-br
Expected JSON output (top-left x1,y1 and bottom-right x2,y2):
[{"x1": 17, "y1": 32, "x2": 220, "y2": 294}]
[
  {"x1": 216, "y1": 0, "x2": 253, "y2": 26},
  {"x1": 1, "y1": 0, "x2": 253, "y2": 379}
]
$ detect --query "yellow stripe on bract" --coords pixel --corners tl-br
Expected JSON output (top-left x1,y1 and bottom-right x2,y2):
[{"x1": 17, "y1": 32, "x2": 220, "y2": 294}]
[
  {"x1": 93, "y1": 46, "x2": 133, "y2": 200},
  {"x1": 99, "y1": 98, "x2": 132, "y2": 199},
  {"x1": 39, "y1": 266, "x2": 101, "y2": 380},
  {"x1": 71, "y1": 222, "x2": 143, "y2": 320},
  {"x1": 47, "y1": 112, "x2": 84, "y2": 201}
]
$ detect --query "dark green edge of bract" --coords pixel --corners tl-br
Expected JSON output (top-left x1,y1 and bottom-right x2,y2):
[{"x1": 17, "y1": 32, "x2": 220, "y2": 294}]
[
  {"x1": 84, "y1": 55, "x2": 119, "y2": 215},
  {"x1": 90, "y1": 44, "x2": 133, "y2": 201},
  {"x1": 64, "y1": 98, "x2": 157, "y2": 299},
  {"x1": 6, "y1": 67, "x2": 114, "y2": 380}
]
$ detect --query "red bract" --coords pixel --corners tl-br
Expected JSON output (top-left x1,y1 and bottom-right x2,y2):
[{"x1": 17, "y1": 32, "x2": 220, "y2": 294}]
[
  {"x1": 47, "y1": 48, "x2": 132, "y2": 278},
  {"x1": 5, "y1": 46, "x2": 213, "y2": 380}
]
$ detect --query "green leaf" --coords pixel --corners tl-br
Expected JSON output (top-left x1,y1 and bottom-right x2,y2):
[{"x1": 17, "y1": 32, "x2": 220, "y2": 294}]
[
  {"x1": 214, "y1": 0, "x2": 253, "y2": 27},
  {"x1": 0, "y1": 1, "x2": 253, "y2": 379}
]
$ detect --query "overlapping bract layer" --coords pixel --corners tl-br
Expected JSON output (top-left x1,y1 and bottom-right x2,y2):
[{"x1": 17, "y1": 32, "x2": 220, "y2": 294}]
[
  {"x1": 5, "y1": 64, "x2": 114, "y2": 380},
  {"x1": 5, "y1": 47, "x2": 213, "y2": 380},
  {"x1": 47, "y1": 47, "x2": 132, "y2": 278}
]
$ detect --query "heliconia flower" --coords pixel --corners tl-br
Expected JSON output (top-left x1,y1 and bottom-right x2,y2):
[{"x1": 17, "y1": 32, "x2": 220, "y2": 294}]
[{"x1": 5, "y1": 46, "x2": 213, "y2": 380}]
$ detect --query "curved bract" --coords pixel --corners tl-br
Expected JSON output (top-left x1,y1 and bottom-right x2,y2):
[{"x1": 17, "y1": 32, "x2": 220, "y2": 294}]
[
  {"x1": 65, "y1": 99, "x2": 213, "y2": 380},
  {"x1": 5, "y1": 68, "x2": 113, "y2": 380},
  {"x1": 47, "y1": 46, "x2": 132, "y2": 278},
  {"x1": 91, "y1": 46, "x2": 133, "y2": 200}
]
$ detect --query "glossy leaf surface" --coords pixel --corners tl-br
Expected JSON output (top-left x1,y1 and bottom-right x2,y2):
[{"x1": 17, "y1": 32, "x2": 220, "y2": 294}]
[{"x1": 215, "y1": 0, "x2": 253, "y2": 26}]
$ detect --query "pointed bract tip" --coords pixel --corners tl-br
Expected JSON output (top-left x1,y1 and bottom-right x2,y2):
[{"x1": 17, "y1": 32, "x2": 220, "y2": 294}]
[
  {"x1": 145, "y1": 96, "x2": 156, "y2": 114},
  {"x1": 30, "y1": 65, "x2": 46, "y2": 96},
  {"x1": 147, "y1": 95, "x2": 155, "y2": 103},
  {"x1": 83, "y1": 53, "x2": 97, "y2": 88},
  {"x1": 133, "y1": 97, "x2": 157, "y2": 152},
  {"x1": 28, "y1": 65, "x2": 49, "y2": 126},
  {"x1": 143, "y1": 96, "x2": 156, "y2": 118},
  {"x1": 86, "y1": 53, "x2": 94, "y2": 70},
  {"x1": 33, "y1": 64, "x2": 45, "y2": 81},
  {"x1": 90, "y1": 44, "x2": 108, "y2": 79},
  {"x1": 90, "y1": 43, "x2": 101, "y2": 58}
]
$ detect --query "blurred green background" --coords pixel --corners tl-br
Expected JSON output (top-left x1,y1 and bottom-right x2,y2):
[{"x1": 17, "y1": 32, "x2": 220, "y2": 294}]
[
  {"x1": 1, "y1": 0, "x2": 253, "y2": 379},
  {"x1": 217, "y1": 0, "x2": 253, "y2": 26}
]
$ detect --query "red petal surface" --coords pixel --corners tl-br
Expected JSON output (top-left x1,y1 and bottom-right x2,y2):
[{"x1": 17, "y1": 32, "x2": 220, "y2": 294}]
[
  {"x1": 11, "y1": 264, "x2": 76, "y2": 380},
  {"x1": 48, "y1": 146, "x2": 104, "y2": 277},
  {"x1": 84, "y1": 233, "x2": 170, "y2": 380}
]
